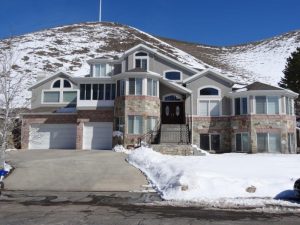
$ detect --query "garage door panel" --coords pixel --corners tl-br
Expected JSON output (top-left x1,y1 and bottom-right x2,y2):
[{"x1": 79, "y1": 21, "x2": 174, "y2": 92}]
[
  {"x1": 29, "y1": 124, "x2": 76, "y2": 149},
  {"x1": 83, "y1": 122, "x2": 113, "y2": 150}
]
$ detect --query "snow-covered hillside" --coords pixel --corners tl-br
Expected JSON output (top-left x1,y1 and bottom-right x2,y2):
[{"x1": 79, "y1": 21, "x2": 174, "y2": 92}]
[
  {"x1": 162, "y1": 30, "x2": 300, "y2": 86},
  {"x1": 0, "y1": 22, "x2": 210, "y2": 89}
]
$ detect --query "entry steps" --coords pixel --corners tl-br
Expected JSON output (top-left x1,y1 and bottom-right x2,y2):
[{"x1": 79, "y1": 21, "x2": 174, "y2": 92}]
[{"x1": 160, "y1": 124, "x2": 189, "y2": 144}]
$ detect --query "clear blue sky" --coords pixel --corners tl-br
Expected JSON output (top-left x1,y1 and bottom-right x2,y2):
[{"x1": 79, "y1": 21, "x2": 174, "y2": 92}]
[{"x1": 1, "y1": 0, "x2": 300, "y2": 46}]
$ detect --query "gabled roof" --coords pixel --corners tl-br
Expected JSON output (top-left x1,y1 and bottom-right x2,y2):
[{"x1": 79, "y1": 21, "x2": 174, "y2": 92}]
[
  {"x1": 121, "y1": 43, "x2": 200, "y2": 74},
  {"x1": 245, "y1": 82, "x2": 282, "y2": 91},
  {"x1": 159, "y1": 78, "x2": 192, "y2": 94},
  {"x1": 183, "y1": 69, "x2": 235, "y2": 85},
  {"x1": 28, "y1": 71, "x2": 74, "y2": 91}
]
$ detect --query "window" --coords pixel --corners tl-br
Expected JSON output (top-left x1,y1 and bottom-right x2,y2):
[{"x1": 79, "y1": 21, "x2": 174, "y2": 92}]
[
  {"x1": 198, "y1": 100, "x2": 220, "y2": 116},
  {"x1": 200, "y1": 88, "x2": 219, "y2": 96},
  {"x1": 63, "y1": 91, "x2": 77, "y2": 103},
  {"x1": 286, "y1": 97, "x2": 293, "y2": 115},
  {"x1": 44, "y1": 91, "x2": 60, "y2": 103},
  {"x1": 129, "y1": 78, "x2": 143, "y2": 95},
  {"x1": 257, "y1": 133, "x2": 281, "y2": 153},
  {"x1": 235, "y1": 97, "x2": 248, "y2": 115},
  {"x1": 147, "y1": 79, "x2": 158, "y2": 96},
  {"x1": 147, "y1": 117, "x2": 158, "y2": 132},
  {"x1": 53, "y1": 80, "x2": 61, "y2": 88},
  {"x1": 135, "y1": 52, "x2": 148, "y2": 70},
  {"x1": 128, "y1": 115, "x2": 143, "y2": 134},
  {"x1": 200, "y1": 134, "x2": 220, "y2": 151},
  {"x1": 80, "y1": 83, "x2": 115, "y2": 100},
  {"x1": 255, "y1": 96, "x2": 279, "y2": 114},
  {"x1": 64, "y1": 80, "x2": 71, "y2": 88},
  {"x1": 288, "y1": 133, "x2": 295, "y2": 153},
  {"x1": 94, "y1": 64, "x2": 112, "y2": 77},
  {"x1": 117, "y1": 80, "x2": 125, "y2": 97},
  {"x1": 235, "y1": 133, "x2": 249, "y2": 152},
  {"x1": 164, "y1": 95, "x2": 182, "y2": 101},
  {"x1": 164, "y1": 71, "x2": 181, "y2": 81}
]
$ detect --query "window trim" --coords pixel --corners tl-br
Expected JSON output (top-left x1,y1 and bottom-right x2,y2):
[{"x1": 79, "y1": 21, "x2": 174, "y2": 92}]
[
  {"x1": 133, "y1": 51, "x2": 149, "y2": 70},
  {"x1": 198, "y1": 86, "x2": 221, "y2": 97},
  {"x1": 128, "y1": 115, "x2": 143, "y2": 135},
  {"x1": 129, "y1": 78, "x2": 143, "y2": 96},
  {"x1": 42, "y1": 78, "x2": 76, "y2": 104},
  {"x1": 163, "y1": 70, "x2": 182, "y2": 82},
  {"x1": 147, "y1": 78, "x2": 158, "y2": 97},
  {"x1": 256, "y1": 132, "x2": 281, "y2": 153},
  {"x1": 254, "y1": 95, "x2": 280, "y2": 115}
]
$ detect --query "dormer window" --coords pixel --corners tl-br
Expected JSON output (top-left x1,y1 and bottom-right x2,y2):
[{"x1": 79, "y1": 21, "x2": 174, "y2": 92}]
[
  {"x1": 134, "y1": 52, "x2": 148, "y2": 70},
  {"x1": 53, "y1": 80, "x2": 61, "y2": 88},
  {"x1": 94, "y1": 64, "x2": 113, "y2": 77},
  {"x1": 164, "y1": 71, "x2": 182, "y2": 81}
]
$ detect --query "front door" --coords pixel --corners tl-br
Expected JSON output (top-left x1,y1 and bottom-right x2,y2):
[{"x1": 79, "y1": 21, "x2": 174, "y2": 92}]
[{"x1": 161, "y1": 102, "x2": 185, "y2": 124}]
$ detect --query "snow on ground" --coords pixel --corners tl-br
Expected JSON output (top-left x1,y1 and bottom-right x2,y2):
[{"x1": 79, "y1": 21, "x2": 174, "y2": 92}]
[{"x1": 127, "y1": 147, "x2": 300, "y2": 210}]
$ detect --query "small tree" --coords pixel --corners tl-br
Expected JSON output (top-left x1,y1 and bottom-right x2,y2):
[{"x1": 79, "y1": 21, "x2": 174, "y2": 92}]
[
  {"x1": 278, "y1": 47, "x2": 300, "y2": 92},
  {"x1": 0, "y1": 39, "x2": 28, "y2": 169}
]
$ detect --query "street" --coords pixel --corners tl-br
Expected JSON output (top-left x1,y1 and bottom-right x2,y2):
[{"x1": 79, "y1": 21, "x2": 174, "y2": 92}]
[{"x1": 0, "y1": 191, "x2": 299, "y2": 225}]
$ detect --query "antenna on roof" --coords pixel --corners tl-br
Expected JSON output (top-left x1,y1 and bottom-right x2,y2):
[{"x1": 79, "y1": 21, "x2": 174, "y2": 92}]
[{"x1": 99, "y1": 0, "x2": 102, "y2": 22}]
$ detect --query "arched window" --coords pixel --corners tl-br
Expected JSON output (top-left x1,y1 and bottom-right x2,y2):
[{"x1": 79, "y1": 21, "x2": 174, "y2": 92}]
[
  {"x1": 163, "y1": 94, "x2": 182, "y2": 101},
  {"x1": 164, "y1": 71, "x2": 181, "y2": 81},
  {"x1": 134, "y1": 51, "x2": 148, "y2": 70},
  {"x1": 52, "y1": 80, "x2": 61, "y2": 88},
  {"x1": 200, "y1": 87, "x2": 219, "y2": 96},
  {"x1": 63, "y1": 80, "x2": 71, "y2": 88}
]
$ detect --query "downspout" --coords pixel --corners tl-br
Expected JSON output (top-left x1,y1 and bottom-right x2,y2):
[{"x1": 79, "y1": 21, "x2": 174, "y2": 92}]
[{"x1": 189, "y1": 88, "x2": 193, "y2": 145}]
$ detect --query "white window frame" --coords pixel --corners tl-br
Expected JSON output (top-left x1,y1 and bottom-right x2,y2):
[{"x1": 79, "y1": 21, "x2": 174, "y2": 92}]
[
  {"x1": 235, "y1": 132, "x2": 249, "y2": 152},
  {"x1": 79, "y1": 83, "x2": 116, "y2": 101},
  {"x1": 254, "y1": 95, "x2": 280, "y2": 115},
  {"x1": 163, "y1": 70, "x2": 182, "y2": 82},
  {"x1": 129, "y1": 78, "x2": 143, "y2": 96},
  {"x1": 128, "y1": 115, "x2": 143, "y2": 135},
  {"x1": 197, "y1": 86, "x2": 222, "y2": 116},
  {"x1": 256, "y1": 132, "x2": 281, "y2": 153},
  {"x1": 42, "y1": 78, "x2": 77, "y2": 104},
  {"x1": 147, "y1": 78, "x2": 158, "y2": 97},
  {"x1": 93, "y1": 63, "x2": 113, "y2": 77},
  {"x1": 133, "y1": 51, "x2": 149, "y2": 71}
]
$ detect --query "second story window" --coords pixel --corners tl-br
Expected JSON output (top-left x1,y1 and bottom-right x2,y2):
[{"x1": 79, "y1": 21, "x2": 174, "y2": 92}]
[
  {"x1": 147, "y1": 79, "x2": 158, "y2": 96},
  {"x1": 80, "y1": 83, "x2": 115, "y2": 100},
  {"x1": 117, "y1": 80, "x2": 126, "y2": 97},
  {"x1": 197, "y1": 86, "x2": 221, "y2": 116},
  {"x1": 235, "y1": 97, "x2": 248, "y2": 115},
  {"x1": 134, "y1": 52, "x2": 148, "y2": 70},
  {"x1": 129, "y1": 78, "x2": 143, "y2": 96},
  {"x1": 255, "y1": 96, "x2": 279, "y2": 115},
  {"x1": 94, "y1": 64, "x2": 113, "y2": 77},
  {"x1": 286, "y1": 97, "x2": 294, "y2": 115},
  {"x1": 164, "y1": 71, "x2": 181, "y2": 81}
]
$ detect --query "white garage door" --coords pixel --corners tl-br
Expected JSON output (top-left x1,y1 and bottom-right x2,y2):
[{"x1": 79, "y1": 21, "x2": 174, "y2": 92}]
[
  {"x1": 83, "y1": 122, "x2": 113, "y2": 150},
  {"x1": 29, "y1": 124, "x2": 77, "y2": 149}
]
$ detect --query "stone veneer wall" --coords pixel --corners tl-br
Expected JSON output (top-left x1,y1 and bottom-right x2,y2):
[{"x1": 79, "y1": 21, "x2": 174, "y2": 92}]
[
  {"x1": 249, "y1": 115, "x2": 296, "y2": 153},
  {"x1": 114, "y1": 96, "x2": 160, "y2": 147},
  {"x1": 192, "y1": 116, "x2": 232, "y2": 152}
]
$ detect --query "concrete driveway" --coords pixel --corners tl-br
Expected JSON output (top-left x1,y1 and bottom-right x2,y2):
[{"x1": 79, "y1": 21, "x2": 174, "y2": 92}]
[{"x1": 4, "y1": 150, "x2": 148, "y2": 192}]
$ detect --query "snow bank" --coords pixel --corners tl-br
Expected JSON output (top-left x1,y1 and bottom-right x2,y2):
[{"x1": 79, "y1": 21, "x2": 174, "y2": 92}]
[
  {"x1": 112, "y1": 145, "x2": 131, "y2": 154},
  {"x1": 128, "y1": 147, "x2": 300, "y2": 202}
]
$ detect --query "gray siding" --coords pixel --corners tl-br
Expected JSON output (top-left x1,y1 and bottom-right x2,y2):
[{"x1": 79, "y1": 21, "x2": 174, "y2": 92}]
[{"x1": 185, "y1": 73, "x2": 232, "y2": 115}]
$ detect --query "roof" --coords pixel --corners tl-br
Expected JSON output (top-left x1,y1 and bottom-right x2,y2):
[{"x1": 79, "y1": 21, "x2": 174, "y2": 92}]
[
  {"x1": 28, "y1": 71, "x2": 74, "y2": 91},
  {"x1": 159, "y1": 78, "x2": 192, "y2": 94},
  {"x1": 121, "y1": 43, "x2": 200, "y2": 74},
  {"x1": 245, "y1": 82, "x2": 283, "y2": 91},
  {"x1": 183, "y1": 69, "x2": 235, "y2": 85}
]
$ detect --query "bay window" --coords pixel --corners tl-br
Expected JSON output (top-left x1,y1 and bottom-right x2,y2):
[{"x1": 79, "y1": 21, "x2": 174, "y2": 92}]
[
  {"x1": 117, "y1": 80, "x2": 125, "y2": 96},
  {"x1": 235, "y1": 133, "x2": 249, "y2": 152},
  {"x1": 286, "y1": 97, "x2": 293, "y2": 115},
  {"x1": 147, "y1": 116, "x2": 158, "y2": 132},
  {"x1": 128, "y1": 115, "x2": 143, "y2": 134},
  {"x1": 255, "y1": 96, "x2": 279, "y2": 114},
  {"x1": 257, "y1": 133, "x2": 281, "y2": 153},
  {"x1": 235, "y1": 97, "x2": 248, "y2": 115},
  {"x1": 147, "y1": 79, "x2": 158, "y2": 96},
  {"x1": 129, "y1": 78, "x2": 143, "y2": 95}
]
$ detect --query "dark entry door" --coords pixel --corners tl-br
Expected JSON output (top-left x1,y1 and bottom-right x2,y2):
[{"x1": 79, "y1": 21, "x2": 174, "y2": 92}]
[{"x1": 161, "y1": 102, "x2": 185, "y2": 124}]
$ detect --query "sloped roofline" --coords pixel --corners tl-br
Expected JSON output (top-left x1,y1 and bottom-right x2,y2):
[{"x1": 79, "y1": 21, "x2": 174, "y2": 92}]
[
  {"x1": 183, "y1": 69, "x2": 235, "y2": 85},
  {"x1": 121, "y1": 43, "x2": 200, "y2": 74},
  {"x1": 28, "y1": 71, "x2": 74, "y2": 91},
  {"x1": 159, "y1": 78, "x2": 192, "y2": 94}
]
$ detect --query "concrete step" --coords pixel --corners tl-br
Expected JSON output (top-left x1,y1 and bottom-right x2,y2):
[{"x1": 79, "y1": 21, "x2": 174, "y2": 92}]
[{"x1": 152, "y1": 144, "x2": 194, "y2": 156}]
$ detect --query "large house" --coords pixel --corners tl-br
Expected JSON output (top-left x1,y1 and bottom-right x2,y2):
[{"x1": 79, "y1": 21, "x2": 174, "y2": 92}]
[{"x1": 21, "y1": 44, "x2": 298, "y2": 153}]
